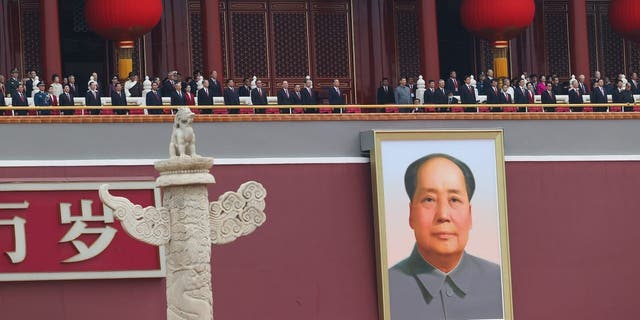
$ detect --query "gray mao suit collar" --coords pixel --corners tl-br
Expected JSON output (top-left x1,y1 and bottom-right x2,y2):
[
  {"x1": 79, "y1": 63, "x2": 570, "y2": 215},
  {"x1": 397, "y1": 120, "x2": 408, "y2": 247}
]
[{"x1": 407, "y1": 245, "x2": 472, "y2": 299}]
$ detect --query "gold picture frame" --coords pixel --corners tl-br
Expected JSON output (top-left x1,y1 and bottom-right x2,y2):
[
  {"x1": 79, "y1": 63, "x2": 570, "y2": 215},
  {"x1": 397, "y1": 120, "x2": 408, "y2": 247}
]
[{"x1": 369, "y1": 129, "x2": 513, "y2": 320}]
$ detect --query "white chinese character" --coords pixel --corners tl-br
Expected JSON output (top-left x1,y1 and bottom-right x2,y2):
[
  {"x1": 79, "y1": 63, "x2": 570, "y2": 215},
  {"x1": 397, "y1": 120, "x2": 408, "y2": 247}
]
[
  {"x1": 0, "y1": 201, "x2": 29, "y2": 263},
  {"x1": 59, "y1": 199, "x2": 117, "y2": 263}
]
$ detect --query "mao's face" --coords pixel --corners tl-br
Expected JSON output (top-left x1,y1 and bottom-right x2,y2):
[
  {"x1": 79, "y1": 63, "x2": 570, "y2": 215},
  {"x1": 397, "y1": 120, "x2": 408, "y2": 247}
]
[{"x1": 409, "y1": 158, "x2": 472, "y2": 259}]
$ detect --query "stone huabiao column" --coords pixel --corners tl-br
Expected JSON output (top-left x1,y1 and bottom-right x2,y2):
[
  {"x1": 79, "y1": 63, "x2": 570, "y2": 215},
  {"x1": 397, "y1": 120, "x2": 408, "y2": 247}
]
[{"x1": 99, "y1": 107, "x2": 267, "y2": 320}]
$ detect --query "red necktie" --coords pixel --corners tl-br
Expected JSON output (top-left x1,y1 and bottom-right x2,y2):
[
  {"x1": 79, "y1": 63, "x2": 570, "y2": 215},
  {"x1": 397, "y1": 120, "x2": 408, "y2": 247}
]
[
  {"x1": 453, "y1": 79, "x2": 458, "y2": 90},
  {"x1": 52, "y1": 95, "x2": 58, "y2": 106},
  {"x1": 258, "y1": 89, "x2": 262, "y2": 97},
  {"x1": 285, "y1": 90, "x2": 289, "y2": 98},
  {"x1": 205, "y1": 89, "x2": 208, "y2": 95}
]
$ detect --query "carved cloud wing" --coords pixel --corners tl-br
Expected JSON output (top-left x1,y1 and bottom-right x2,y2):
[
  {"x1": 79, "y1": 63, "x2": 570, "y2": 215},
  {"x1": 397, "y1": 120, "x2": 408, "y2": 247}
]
[
  {"x1": 210, "y1": 181, "x2": 267, "y2": 245},
  {"x1": 99, "y1": 184, "x2": 171, "y2": 246}
]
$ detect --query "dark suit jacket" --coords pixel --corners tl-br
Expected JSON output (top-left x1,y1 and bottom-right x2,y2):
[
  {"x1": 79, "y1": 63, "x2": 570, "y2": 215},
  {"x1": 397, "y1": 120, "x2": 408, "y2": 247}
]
[
  {"x1": 170, "y1": 90, "x2": 186, "y2": 106},
  {"x1": 485, "y1": 86, "x2": 500, "y2": 104},
  {"x1": 459, "y1": 85, "x2": 477, "y2": 104},
  {"x1": 68, "y1": 83, "x2": 79, "y2": 97},
  {"x1": 377, "y1": 86, "x2": 395, "y2": 104},
  {"x1": 434, "y1": 88, "x2": 448, "y2": 104},
  {"x1": 251, "y1": 88, "x2": 268, "y2": 106},
  {"x1": 514, "y1": 87, "x2": 528, "y2": 104},
  {"x1": 146, "y1": 90, "x2": 164, "y2": 114},
  {"x1": 197, "y1": 88, "x2": 214, "y2": 111},
  {"x1": 208, "y1": 79, "x2": 223, "y2": 97},
  {"x1": 128, "y1": 82, "x2": 142, "y2": 97},
  {"x1": 498, "y1": 91, "x2": 512, "y2": 104},
  {"x1": 162, "y1": 79, "x2": 174, "y2": 97},
  {"x1": 327, "y1": 87, "x2": 345, "y2": 105},
  {"x1": 111, "y1": 91, "x2": 127, "y2": 106},
  {"x1": 223, "y1": 87, "x2": 240, "y2": 105},
  {"x1": 25, "y1": 79, "x2": 34, "y2": 97},
  {"x1": 590, "y1": 87, "x2": 607, "y2": 104},
  {"x1": 11, "y1": 91, "x2": 28, "y2": 115},
  {"x1": 111, "y1": 91, "x2": 127, "y2": 114},
  {"x1": 578, "y1": 82, "x2": 590, "y2": 95},
  {"x1": 301, "y1": 87, "x2": 317, "y2": 105},
  {"x1": 568, "y1": 89, "x2": 583, "y2": 104},
  {"x1": 58, "y1": 92, "x2": 74, "y2": 115},
  {"x1": 423, "y1": 88, "x2": 435, "y2": 104},
  {"x1": 85, "y1": 90, "x2": 102, "y2": 115},
  {"x1": 277, "y1": 89, "x2": 292, "y2": 105},
  {"x1": 445, "y1": 78, "x2": 460, "y2": 95},
  {"x1": 238, "y1": 85, "x2": 252, "y2": 97},
  {"x1": 612, "y1": 89, "x2": 627, "y2": 103},
  {"x1": 290, "y1": 91, "x2": 303, "y2": 104},
  {"x1": 541, "y1": 91, "x2": 557, "y2": 104}
]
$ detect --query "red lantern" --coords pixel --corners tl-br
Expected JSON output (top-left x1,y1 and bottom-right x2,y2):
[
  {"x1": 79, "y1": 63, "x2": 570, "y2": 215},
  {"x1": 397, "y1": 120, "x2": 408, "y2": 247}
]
[
  {"x1": 609, "y1": 0, "x2": 640, "y2": 43},
  {"x1": 460, "y1": 0, "x2": 536, "y2": 44},
  {"x1": 85, "y1": 0, "x2": 162, "y2": 41}
]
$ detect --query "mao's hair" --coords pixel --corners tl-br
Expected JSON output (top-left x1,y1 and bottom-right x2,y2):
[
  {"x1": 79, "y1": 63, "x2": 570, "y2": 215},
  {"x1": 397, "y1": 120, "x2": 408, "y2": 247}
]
[{"x1": 404, "y1": 153, "x2": 476, "y2": 201}]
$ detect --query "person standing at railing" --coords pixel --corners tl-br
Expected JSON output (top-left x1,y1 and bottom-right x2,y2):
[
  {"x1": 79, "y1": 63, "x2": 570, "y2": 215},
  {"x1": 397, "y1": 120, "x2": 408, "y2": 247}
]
[
  {"x1": 251, "y1": 80, "x2": 269, "y2": 114},
  {"x1": 624, "y1": 82, "x2": 636, "y2": 112},
  {"x1": 223, "y1": 79, "x2": 240, "y2": 114},
  {"x1": 301, "y1": 79, "x2": 318, "y2": 113},
  {"x1": 423, "y1": 80, "x2": 436, "y2": 112},
  {"x1": 111, "y1": 83, "x2": 128, "y2": 115},
  {"x1": 208, "y1": 71, "x2": 223, "y2": 97},
  {"x1": 291, "y1": 84, "x2": 304, "y2": 114},
  {"x1": 85, "y1": 81, "x2": 102, "y2": 115},
  {"x1": 542, "y1": 82, "x2": 561, "y2": 112},
  {"x1": 578, "y1": 75, "x2": 590, "y2": 96},
  {"x1": 434, "y1": 79, "x2": 449, "y2": 112},
  {"x1": 394, "y1": 77, "x2": 412, "y2": 113},
  {"x1": 590, "y1": 79, "x2": 608, "y2": 112},
  {"x1": 526, "y1": 82, "x2": 542, "y2": 112},
  {"x1": 48, "y1": 84, "x2": 59, "y2": 115},
  {"x1": 34, "y1": 82, "x2": 51, "y2": 116},
  {"x1": 277, "y1": 80, "x2": 292, "y2": 114},
  {"x1": 197, "y1": 79, "x2": 214, "y2": 114},
  {"x1": 68, "y1": 75, "x2": 78, "y2": 97},
  {"x1": 459, "y1": 76, "x2": 477, "y2": 113},
  {"x1": 170, "y1": 82, "x2": 186, "y2": 114},
  {"x1": 484, "y1": 79, "x2": 500, "y2": 112},
  {"x1": 445, "y1": 70, "x2": 459, "y2": 96},
  {"x1": 184, "y1": 84, "x2": 196, "y2": 109},
  {"x1": 499, "y1": 84, "x2": 517, "y2": 112},
  {"x1": 513, "y1": 79, "x2": 528, "y2": 112},
  {"x1": 327, "y1": 79, "x2": 348, "y2": 113},
  {"x1": 377, "y1": 78, "x2": 395, "y2": 105},
  {"x1": 59, "y1": 84, "x2": 75, "y2": 115},
  {"x1": 238, "y1": 78, "x2": 252, "y2": 97},
  {"x1": 568, "y1": 80, "x2": 583, "y2": 112},
  {"x1": 12, "y1": 84, "x2": 28, "y2": 115},
  {"x1": 145, "y1": 81, "x2": 164, "y2": 115}
]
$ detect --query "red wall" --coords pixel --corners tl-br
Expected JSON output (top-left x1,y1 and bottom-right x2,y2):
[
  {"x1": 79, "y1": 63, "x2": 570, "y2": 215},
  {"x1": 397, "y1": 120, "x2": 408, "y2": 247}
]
[{"x1": 1, "y1": 161, "x2": 640, "y2": 319}]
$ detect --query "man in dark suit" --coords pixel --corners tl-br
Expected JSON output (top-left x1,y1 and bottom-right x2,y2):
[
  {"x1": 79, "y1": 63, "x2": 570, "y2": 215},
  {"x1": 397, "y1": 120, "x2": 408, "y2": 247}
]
[
  {"x1": 162, "y1": 72, "x2": 176, "y2": 97},
  {"x1": 541, "y1": 82, "x2": 557, "y2": 112},
  {"x1": 578, "y1": 74, "x2": 590, "y2": 95},
  {"x1": 513, "y1": 79, "x2": 528, "y2": 104},
  {"x1": 483, "y1": 69, "x2": 494, "y2": 93},
  {"x1": 250, "y1": 80, "x2": 268, "y2": 114},
  {"x1": 111, "y1": 82, "x2": 128, "y2": 115},
  {"x1": 145, "y1": 81, "x2": 164, "y2": 115},
  {"x1": 25, "y1": 70, "x2": 36, "y2": 98},
  {"x1": 223, "y1": 79, "x2": 240, "y2": 114},
  {"x1": 238, "y1": 78, "x2": 252, "y2": 97},
  {"x1": 423, "y1": 80, "x2": 436, "y2": 104},
  {"x1": 445, "y1": 70, "x2": 460, "y2": 95},
  {"x1": 277, "y1": 81, "x2": 292, "y2": 113},
  {"x1": 197, "y1": 79, "x2": 214, "y2": 114},
  {"x1": 68, "y1": 75, "x2": 79, "y2": 97},
  {"x1": 59, "y1": 84, "x2": 75, "y2": 115},
  {"x1": 568, "y1": 81, "x2": 583, "y2": 112},
  {"x1": 277, "y1": 81, "x2": 292, "y2": 105},
  {"x1": 498, "y1": 84, "x2": 517, "y2": 112},
  {"x1": 11, "y1": 84, "x2": 28, "y2": 115},
  {"x1": 85, "y1": 81, "x2": 102, "y2": 115},
  {"x1": 485, "y1": 79, "x2": 500, "y2": 104},
  {"x1": 327, "y1": 79, "x2": 344, "y2": 113},
  {"x1": 208, "y1": 70, "x2": 223, "y2": 97},
  {"x1": 459, "y1": 76, "x2": 477, "y2": 112},
  {"x1": 376, "y1": 78, "x2": 395, "y2": 105},
  {"x1": 290, "y1": 84, "x2": 303, "y2": 105},
  {"x1": 629, "y1": 73, "x2": 640, "y2": 94},
  {"x1": 434, "y1": 79, "x2": 449, "y2": 112},
  {"x1": 170, "y1": 82, "x2": 186, "y2": 110},
  {"x1": 590, "y1": 79, "x2": 608, "y2": 112},
  {"x1": 301, "y1": 80, "x2": 317, "y2": 113}
]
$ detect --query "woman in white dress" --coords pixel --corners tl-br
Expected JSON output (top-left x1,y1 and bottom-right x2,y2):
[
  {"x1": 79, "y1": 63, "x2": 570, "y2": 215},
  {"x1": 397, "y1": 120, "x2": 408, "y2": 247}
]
[{"x1": 50, "y1": 74, "x2": 63, "y2": 97}]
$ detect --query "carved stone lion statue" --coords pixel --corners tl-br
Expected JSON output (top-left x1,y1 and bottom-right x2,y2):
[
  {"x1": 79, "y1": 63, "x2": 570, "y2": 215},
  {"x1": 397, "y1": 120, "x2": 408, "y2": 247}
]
[{"x1": 170, "y1": 107, "x2": 198, "y2": 158}]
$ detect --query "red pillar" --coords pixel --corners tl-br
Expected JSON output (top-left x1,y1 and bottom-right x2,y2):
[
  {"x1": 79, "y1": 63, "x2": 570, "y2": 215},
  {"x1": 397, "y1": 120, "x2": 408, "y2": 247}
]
[
  {"x1": 201, "y1": 0, "x2": 224, "y2": 78},
  {"x1": 40, "y1": 0, "x2": 62, "y2": 78},
  {"x1": 569, "y1": 0, "x2": 590, "y2": 79},
  {"x1": 418, "y1": 0, "x2": 440, "y2": 82}
]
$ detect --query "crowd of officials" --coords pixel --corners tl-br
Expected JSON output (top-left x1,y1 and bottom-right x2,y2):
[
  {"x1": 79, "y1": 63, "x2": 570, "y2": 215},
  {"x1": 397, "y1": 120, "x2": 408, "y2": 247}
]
[{"x1": 1, "y1": 67, "x2": 639, "y2": 115}]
